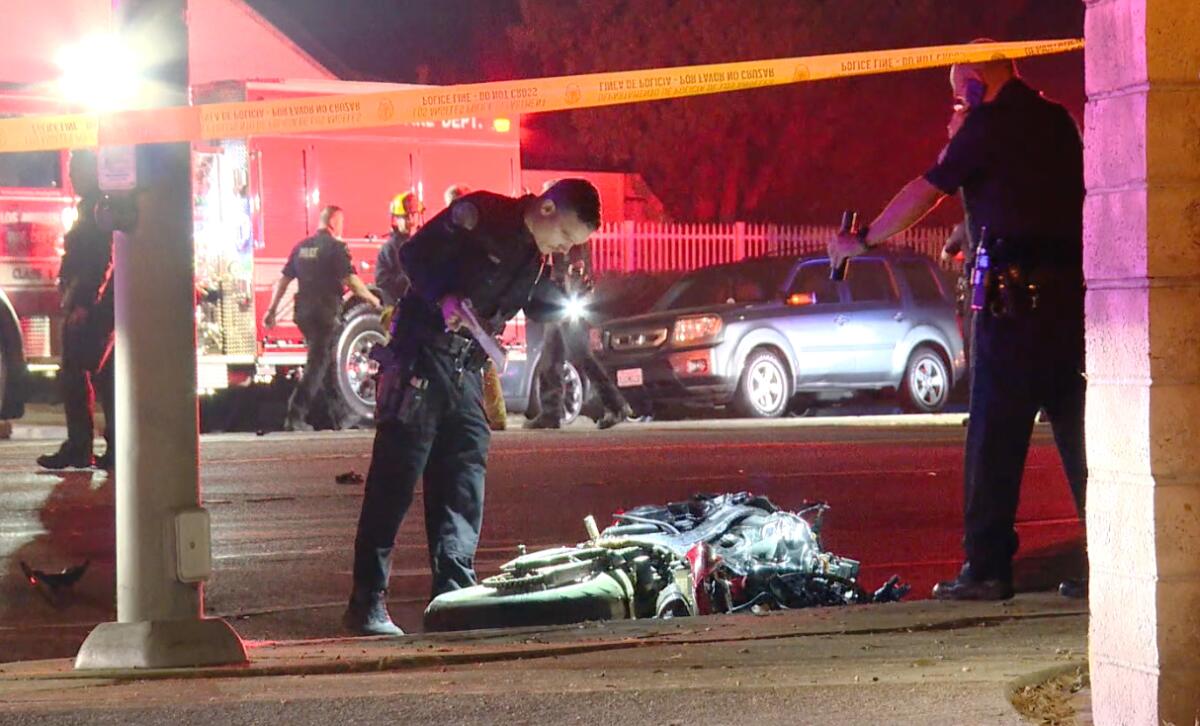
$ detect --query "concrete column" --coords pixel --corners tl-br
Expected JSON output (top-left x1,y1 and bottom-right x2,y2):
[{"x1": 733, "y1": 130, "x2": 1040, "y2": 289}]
[
  {"x1": 1083, "y1": 0, "x2": 1200, "y2": 722},
  {"x1": 74, "y1": 0, "x2": 244, "y2": 670}
]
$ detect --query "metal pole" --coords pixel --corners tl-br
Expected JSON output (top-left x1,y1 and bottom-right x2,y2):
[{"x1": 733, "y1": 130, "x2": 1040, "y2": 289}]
[{"x1": 75, "y1": 0, "x2": 244, "y2": 669}]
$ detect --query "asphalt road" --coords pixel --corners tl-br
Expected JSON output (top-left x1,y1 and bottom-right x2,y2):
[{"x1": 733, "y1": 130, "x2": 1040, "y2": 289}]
[{"x1": 0, "y1": 415, "x2": 1084, "y2": 664}]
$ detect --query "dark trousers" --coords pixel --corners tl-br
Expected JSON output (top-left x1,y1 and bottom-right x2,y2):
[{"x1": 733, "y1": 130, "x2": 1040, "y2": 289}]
[
  {"x1": 352, "y1": 350, "x2": 490, "y2": 598},
  {"x1": 61, "y1": 311, "x2": 114, "y2": 455},
  {"x1": 533, "y1": 321, "x2": 567, "y2": 417},
  {"x1": 566, "y1": 320, "x2": 626, "y2": 413},
  {"x1": 962, "y1": 292, "x2": 1087, "y2": 581},
  {"x1": 535, "y1": 320, "x2": 626, "y2": 418},
  {"x1": 287, "y1": 316, "x2": 343, "y2": 428}
]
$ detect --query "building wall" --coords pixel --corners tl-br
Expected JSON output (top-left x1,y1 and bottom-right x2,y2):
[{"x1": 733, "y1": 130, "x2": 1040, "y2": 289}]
[{"x1": 1084, "y1": 0, "x2": 1200, "y2": 722}]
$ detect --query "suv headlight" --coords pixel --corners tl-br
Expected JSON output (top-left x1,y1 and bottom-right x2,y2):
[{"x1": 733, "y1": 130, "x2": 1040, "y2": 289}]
[{"x1": 672, "y1": 315, "x2": 723, "y2": 347}]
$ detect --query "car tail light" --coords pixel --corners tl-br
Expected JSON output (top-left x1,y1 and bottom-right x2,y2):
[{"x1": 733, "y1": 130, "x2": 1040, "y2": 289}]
[
  {"x1": 786, "y1": 292, "x2": 815, "y2": 306},
  {"x1": 672, "y1": 315, "x2": 723, "y2": 347}
]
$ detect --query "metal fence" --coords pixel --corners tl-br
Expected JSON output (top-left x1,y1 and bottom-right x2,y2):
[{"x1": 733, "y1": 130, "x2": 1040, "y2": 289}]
[{"x1": 589, "y1": 221, "x2": 955, "y2": 275}]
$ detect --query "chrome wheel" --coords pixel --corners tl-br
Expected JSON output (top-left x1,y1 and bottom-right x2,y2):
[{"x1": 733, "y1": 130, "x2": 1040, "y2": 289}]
[
  {"x1": 737, "y1": 349, "x2": 790, "y2": 418},
  {"x1": 901, "y1": 346, "x2": 950, "y2": 413},
  {"x1": 345, "y1": 328, "x2": 386, "y2": 409},
  {"x1": 561, "y1": 361, "x2": 584, "y2": 425}
]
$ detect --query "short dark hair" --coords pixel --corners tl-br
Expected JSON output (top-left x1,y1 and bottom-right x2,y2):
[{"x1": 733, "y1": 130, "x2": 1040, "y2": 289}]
[
  {"x1": 541, "y1": 178, "x2": 601, "y2": 229},
  {"x1": 319, "y1": 205, "x2": 343, "y2": 228}
]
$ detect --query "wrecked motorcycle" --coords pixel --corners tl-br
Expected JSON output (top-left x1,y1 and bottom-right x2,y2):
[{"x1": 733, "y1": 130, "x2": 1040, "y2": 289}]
[{"x1": 424, "y1": 492, "x2": 908, "y2": 632}]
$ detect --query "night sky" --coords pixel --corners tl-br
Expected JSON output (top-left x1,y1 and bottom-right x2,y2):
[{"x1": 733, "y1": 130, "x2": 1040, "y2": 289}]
[{"x1": 245, "y1": 0, "x2": 522, "y2": 83}]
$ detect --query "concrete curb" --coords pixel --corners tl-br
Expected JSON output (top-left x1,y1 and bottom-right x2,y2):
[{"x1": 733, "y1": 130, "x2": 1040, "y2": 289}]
[{"x1": 0, "y1": 603, "x2": 1088, "y2": 687}]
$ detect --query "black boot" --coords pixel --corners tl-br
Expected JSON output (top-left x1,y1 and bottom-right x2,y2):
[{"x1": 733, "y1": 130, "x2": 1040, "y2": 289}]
[
  {"x1": 94, "y1": 450, "x2": 114, "y2": 471},
  {"x1": 1058, "y1": 577, "x2": 1088, "y2": 599},
  {"x1": 596, "y1": 403, "x2": 634, "y2": 430},
  {"x1": 931, "y1": 563, "x2": 1013, "y2": 601},
  {"x1": 522, "y1": 414, "x2": 560, "y2": 430},
  {"x1": 37, "y1": 444, "x2": 94, "y2": 470},
  {"x1": 342, "y1": 587, "x2": 404, "y2": 636}
]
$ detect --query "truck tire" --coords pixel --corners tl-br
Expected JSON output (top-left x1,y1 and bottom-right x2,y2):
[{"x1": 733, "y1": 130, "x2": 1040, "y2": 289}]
[
  {"x1": 734, "y1": 348, "x2": 791, "y2": 418},
  {"x1": 423, "y1": 570, "x2": 633, "y2": 632},
  {"x1": 899, "y1": 345, "x2": 951, "y2": 413},
  {"x1": 335, "y1": 304, "x2": 387, "y2": 427}
]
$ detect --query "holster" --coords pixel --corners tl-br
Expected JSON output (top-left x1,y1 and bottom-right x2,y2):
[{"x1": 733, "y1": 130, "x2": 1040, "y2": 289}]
[{"x1": 371, "y1": 342, "x2": 426, "y2": 425}]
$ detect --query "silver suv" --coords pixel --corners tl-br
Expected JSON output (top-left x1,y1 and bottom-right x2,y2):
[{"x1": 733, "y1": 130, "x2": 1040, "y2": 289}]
[{"x1": 595, "y1": 252, "x2": 966, "y2": 417}]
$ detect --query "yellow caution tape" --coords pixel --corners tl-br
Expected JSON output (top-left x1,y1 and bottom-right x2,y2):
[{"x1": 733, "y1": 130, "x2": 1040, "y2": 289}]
[{"x1": 0, "y1": 38, "x2": 1083, "y2": 153}]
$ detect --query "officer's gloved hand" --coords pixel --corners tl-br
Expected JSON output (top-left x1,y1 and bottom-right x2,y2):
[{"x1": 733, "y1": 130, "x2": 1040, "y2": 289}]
[
  {"x1": 827, "y1": 230, "x2": 868, "y2": 272},
  {"x1": 439, "y1": 295, "x2": 464, "y2": 331}
]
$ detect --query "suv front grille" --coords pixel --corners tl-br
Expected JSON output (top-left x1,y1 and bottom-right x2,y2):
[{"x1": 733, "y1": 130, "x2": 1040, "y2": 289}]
[{"x1": 610, "y1": 328, "x2": 668, "y2": 352}]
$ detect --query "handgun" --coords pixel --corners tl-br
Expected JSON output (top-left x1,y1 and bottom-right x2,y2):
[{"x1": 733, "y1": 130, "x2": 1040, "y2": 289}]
[
  {"x1": 445, "y1": 297, "x2": 508, "y2": 373},
  {"x1": 830, "y1": 210, "x2": 858, "y2": 282}
]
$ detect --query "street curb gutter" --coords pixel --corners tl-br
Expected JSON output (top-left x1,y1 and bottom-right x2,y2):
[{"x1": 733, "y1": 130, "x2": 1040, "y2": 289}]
[{"x1": 0, "y1": 607, "x2": 1087, "y2": 686}]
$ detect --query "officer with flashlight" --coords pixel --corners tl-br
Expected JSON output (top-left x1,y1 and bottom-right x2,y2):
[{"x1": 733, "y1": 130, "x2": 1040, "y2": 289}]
[
  {"x1": 343, "y1": 179, "x2": 601, "y2": 635},
  {"x1": 828, "y1": 49, "x2": 1087, "y2": 601}
]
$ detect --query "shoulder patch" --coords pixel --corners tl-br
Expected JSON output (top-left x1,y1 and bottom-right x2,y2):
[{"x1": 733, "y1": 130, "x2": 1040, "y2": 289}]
[{"x1": 450, "y1": 201, "x2": 480, "y2": 231}]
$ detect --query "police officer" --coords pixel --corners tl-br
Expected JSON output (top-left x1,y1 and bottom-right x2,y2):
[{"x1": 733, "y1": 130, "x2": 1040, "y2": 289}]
[
  {"x1": 375, "y1": 191, "x2": 423, "y2": 305},
  {"x1": 525, "y1": 249, "x2": 632, "y2": 429},
  {"x1": 829, "y1": 51, "x2": 1086, "y2": 600},
  {"x1": 342, "y1": 179, "x2": 601, "y2": 635},
  {"x1": 38, "y1": 150, "x2": 115, "y2": 470},
  {"x1": 263, "y1": 206, "x2": 381, "y2": 431},
  {"x1": 443, "y1": 184, "x2": 509, "y2": 432}
]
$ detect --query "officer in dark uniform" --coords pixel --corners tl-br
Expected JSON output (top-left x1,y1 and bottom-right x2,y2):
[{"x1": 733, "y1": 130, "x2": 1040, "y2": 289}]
[
  {"x1": 263, "y1": 206, "x2": 380, "y2": 431},
  {"x1": 830, "y1": 52, "x2": 1086, "y2": 600},
  {"x1": 38, "y1": 150, "x2": 115, "y2": 470},
  {"x1": 525, "y1": 247, "x2": 632, "y2": 430},
  {"x1": 375, "y1": 191, "x2": 423, "y2": 305},
  {"x1": 342, "y1": 179, "x2": 601, "y2": 635}
]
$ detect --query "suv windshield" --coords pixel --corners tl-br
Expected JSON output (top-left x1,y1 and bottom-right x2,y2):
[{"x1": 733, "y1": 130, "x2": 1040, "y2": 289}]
[{"x1": 653, "y1": 259, "x2": 793, "y2": 311}]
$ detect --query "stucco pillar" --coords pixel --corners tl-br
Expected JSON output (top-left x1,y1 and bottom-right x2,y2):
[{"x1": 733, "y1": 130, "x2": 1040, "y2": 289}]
[{"x1": 1083, "y1": 0, "x2": 1200, "y2": 722}]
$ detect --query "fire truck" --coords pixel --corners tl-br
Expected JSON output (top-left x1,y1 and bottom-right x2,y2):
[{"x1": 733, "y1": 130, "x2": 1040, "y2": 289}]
[
  {"x1": 0, "y1": 79, "x2": 585, "y2": 427},
  {"x1": 0, "y1": 89, "x2": 79, "y2": 421},
  {"x1": 190, "y1": 78, "x2": 538, "y2": 426}
]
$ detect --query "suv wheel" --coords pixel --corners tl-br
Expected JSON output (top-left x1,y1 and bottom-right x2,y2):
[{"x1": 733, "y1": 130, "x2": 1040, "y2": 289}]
[
  {"x1": 735, "y1": 348, "x2": 791, "y2": 418},
  {"x1": 900, "y1": 345, "x2": 950, "y2": 413},
  {"x1": 335, "y1": 304, "x2": 387, "y2": 427}
]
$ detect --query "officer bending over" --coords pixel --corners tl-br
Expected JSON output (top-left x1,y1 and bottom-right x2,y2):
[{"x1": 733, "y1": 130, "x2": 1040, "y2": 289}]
[
  {"x1": 829, "y1": 50, "x2": 1086, "y2": 601},
  {"x1": 343, "y1": 179, "x2": 601, "y2": 635},
  {"x1": 264, "y1": 205, "x2": 380, "y2": 431}
]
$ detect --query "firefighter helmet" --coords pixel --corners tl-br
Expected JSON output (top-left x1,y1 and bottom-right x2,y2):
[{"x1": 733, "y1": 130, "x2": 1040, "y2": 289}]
[{"x1": 389, "y1": 191, "x2": 422, "y2": 218}]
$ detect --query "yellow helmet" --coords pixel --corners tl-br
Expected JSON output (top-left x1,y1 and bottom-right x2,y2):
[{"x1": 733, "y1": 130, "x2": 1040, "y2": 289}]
[{"x1": 389, "y1": 191, "x2": 423, "y2": 218}]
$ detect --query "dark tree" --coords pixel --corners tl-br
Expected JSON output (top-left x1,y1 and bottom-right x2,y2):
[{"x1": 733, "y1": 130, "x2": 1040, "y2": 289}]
[{"x1": 511, "y1": 0, "x2": 1083, "y2": 223}]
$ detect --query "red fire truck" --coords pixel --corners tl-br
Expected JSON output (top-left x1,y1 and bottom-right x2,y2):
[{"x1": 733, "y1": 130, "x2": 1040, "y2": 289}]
[
  {"x1": 0, "y1": 89, "x2": 80, "y2": 420},
  {"x1": 0, "y1": 79, "x2": 575, "y2": 426},
  {"x1": 189, "y1": 78, "x2": 536, "y2": 425}
]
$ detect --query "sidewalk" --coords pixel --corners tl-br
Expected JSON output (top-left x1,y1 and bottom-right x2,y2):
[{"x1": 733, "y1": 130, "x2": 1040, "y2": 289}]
[
  {"x1": 1, "y1": 404, "x2": 70, "y2": 443},
  {"x1": 0, "y1": 595, "x2": 1088, "y2": 725}
]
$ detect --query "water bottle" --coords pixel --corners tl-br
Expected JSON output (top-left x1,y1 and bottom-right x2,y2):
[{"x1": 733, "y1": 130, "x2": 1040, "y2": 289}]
[
  {"x1": 830, "y1": 210, "x2": 858, "y2": 281},
  {"x1": 970, "y1": 226, "x2": 990, "y2": 311}
]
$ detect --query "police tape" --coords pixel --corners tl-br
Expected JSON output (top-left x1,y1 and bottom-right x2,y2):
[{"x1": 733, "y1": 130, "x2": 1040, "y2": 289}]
[{"x1": 0, "y1": 38, "x2": 1083, "y2": 153}]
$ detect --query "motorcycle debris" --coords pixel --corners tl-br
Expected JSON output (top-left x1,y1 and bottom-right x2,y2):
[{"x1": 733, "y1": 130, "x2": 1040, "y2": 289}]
[{"x1": 335, "y1": 470, "x2": 365, "y2": 485}]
